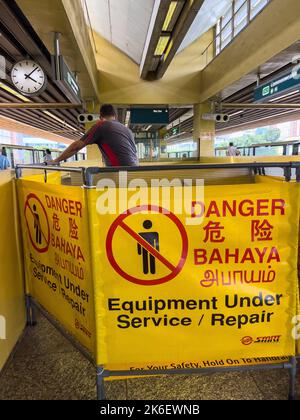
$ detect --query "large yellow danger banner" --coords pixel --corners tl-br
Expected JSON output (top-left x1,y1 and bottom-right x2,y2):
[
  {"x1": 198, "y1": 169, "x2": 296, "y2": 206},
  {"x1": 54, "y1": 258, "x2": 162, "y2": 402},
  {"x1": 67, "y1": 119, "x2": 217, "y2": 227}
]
[
  {"x1": 18, "y1": 180, "x2": 95, "y2": 353},
  {"x1": 89, "y1": 182, "x2": 300, "y2": 370}
]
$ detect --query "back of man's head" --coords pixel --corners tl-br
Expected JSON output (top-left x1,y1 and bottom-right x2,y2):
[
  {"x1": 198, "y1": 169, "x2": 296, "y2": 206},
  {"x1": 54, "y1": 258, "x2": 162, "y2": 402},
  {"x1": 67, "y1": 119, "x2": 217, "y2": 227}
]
[
  {"x1": 229, "y1": 142, "x2": 234, "y2": 147},
  {"x1": 100, "y1": 104, "x2": 117, "y2": 120}
]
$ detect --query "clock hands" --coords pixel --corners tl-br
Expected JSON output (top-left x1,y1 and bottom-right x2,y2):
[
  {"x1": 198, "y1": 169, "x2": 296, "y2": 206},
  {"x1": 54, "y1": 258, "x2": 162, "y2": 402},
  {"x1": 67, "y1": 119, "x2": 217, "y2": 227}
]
[
  {"x1": 26, "y1": 75, "x2": 37, "y2": 83},
  {"x1": 25, "y1": 67, "x2": 39, "y2": 82}
]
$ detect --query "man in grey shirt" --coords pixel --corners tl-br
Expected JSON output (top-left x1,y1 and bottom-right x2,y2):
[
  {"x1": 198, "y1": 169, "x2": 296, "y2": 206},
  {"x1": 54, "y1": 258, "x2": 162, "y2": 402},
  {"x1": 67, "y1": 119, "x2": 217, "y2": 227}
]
[{"x1": 50, "y1": 104, "x2": 139, "y2": 167}]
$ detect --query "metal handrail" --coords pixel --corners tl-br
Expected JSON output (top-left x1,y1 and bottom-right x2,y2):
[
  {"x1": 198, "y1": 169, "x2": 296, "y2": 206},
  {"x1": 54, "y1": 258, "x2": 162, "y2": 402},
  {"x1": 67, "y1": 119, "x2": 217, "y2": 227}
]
[
  {"x1": 15, "y1": 164, "x2": 86, "y2": 185},
  {"x1": 15, "y1": 162, "x2": 300, "y2": 186},
  {"x1": 85, "y1": 161, "x2": 300, "y2": 185}
]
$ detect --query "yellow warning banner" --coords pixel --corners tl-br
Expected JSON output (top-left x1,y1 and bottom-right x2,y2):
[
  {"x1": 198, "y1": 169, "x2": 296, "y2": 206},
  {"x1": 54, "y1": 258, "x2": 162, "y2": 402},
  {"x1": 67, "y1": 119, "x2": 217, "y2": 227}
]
[
  {"x1": 89, "y1": 182, "x2": 299, "y2": 370},
  {"x1": 0, "y1": 172, "x2": 26, "y2": 371},
  {"x1": 296, "y1": 291, "x2": 300, "y2": 356},
  {"x1": 18, "y1": 180, "x2": 95, "y2": 354}
]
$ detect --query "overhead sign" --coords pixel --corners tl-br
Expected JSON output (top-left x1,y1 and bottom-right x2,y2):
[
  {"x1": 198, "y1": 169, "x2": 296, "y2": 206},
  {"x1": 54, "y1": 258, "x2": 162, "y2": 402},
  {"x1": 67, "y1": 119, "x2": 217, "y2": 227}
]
[
  {"x1": 90, "y1": 182, "x2": 300, "y2": 370},
  {"x1": 171, "y1": 126, "x2": 180, "y2": 136},
  {"x1": 52, "y1": 55, "x2": 81, "y2": 103},
  {"x1": 254, "y1": 66, "x2": 300, "y2": 102},
  {"x1": 131, "y1": 108, "x2": 169, "y2": 125}
]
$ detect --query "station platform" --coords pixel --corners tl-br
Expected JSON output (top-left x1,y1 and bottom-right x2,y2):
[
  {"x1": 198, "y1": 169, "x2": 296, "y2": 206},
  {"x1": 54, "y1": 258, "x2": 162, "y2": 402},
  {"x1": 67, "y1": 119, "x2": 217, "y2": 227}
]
[{"x1": 0, "y1": 312, "x2": 299, "y2": 400}]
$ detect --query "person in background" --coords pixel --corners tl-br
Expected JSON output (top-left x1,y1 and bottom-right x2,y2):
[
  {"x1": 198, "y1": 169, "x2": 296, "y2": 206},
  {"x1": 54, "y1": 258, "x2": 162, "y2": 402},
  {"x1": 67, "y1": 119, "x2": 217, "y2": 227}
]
[
  {"x1": 43, "y1": 149, "x2": 52, "y2": 163},
  {"x1": 226, "y1": 142, "x2": 241, "y2": 157},
  {"x1": 48, "y1": 104, "x2": 139, "y2": 167},
  {"x1": 0, "y1": 148, "x2": 10, "y2": 170}
]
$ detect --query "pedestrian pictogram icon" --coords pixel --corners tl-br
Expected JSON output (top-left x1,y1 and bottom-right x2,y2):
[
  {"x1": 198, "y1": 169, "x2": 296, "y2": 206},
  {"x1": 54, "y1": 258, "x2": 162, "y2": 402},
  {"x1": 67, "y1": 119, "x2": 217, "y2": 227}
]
[
  {"x1": 138, "y1": 220, "x2": 159, "y2": 275},
  {"x1": 24, "y1": 194, "x2": 50, "y2": 253},
  {"x1": 106, "y1": 205, "x2": 188, "y2": 286}
]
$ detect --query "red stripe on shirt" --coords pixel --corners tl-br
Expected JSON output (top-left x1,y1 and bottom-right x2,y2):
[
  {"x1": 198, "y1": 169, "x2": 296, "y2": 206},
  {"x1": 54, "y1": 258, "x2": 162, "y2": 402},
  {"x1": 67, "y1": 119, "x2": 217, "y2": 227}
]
[
  {"x1": 101, "y1": 143, "x2": 120, "y2": 167},
  {"x1": 83, "y1": 120, "x2": 105, "y2": 145}
]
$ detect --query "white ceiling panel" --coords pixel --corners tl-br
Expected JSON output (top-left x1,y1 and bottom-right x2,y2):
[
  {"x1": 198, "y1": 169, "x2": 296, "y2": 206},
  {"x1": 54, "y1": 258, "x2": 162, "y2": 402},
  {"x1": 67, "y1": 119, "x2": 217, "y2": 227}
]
[{"x1": 84, "y1": 0, "x2": 156, "y2": 64}]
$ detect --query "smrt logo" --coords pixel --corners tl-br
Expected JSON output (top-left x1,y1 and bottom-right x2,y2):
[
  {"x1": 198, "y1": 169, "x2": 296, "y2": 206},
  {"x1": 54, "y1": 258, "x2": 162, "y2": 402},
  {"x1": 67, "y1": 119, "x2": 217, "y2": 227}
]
[
  {"x1": 241, "y1": 336, "x2": 253, "y2": 346},
  {"x1": 241, "y1": 335, "x2": 281, "y2": 345}
]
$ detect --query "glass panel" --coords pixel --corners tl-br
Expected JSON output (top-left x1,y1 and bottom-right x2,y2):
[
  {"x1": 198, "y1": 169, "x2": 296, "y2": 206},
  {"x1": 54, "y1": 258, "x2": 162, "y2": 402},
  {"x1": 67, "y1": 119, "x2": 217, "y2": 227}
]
[
  {"x1": 234, "y1": 3, "x2": 247, "y2": 35},
  {"x1": 255, "y1": 146, "x2": 284, "y2": 157},
  {"x1": 250, "y1": 0, "x2": 268, "y2": 19},
  {"x1": 215, "y1": 35, "x2": 221, "y2": 55},
  {"x1": 221, "y1": 6, "x2": 233, "y2": 28},
  {"x1": 216, "y1": 19, "x2": 221, "y2": 36},
  {"x1": 234, "y1": 0, "x2": 246, "y2": 13}
]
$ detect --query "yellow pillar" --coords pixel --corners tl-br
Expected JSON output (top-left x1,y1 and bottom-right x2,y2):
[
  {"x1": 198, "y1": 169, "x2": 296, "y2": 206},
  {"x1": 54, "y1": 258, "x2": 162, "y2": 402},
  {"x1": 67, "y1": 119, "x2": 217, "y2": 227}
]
[
  {"x1": 193, "y1": 103, "x2": 215, "y2": 158},
  {"x1": 85, "y1": 103, "x2": 103, "y2": 162}
]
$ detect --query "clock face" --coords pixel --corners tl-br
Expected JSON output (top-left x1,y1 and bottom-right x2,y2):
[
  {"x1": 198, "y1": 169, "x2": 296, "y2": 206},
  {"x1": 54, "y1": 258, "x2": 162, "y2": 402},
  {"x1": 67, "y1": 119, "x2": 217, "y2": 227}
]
[{"x1": 11, "y1": 60, "x2": 47, "y2": 96}]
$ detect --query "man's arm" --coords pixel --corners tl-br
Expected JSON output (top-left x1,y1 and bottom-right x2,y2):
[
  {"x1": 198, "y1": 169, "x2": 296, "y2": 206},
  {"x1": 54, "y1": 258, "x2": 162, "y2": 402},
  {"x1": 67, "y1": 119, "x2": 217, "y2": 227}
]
[{"x1": 49, "y1": 140, "x2": 86, "y2": 165}]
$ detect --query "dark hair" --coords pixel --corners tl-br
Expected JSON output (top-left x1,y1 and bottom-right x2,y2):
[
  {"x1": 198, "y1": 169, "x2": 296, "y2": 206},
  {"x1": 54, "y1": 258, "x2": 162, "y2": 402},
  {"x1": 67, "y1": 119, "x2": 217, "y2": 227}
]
[
  {"x1": 229, "y1": 142, "x2": 234, "y2": 147},
  {"x1": 46, "y1": 149, "x2": 51, "y2": 155},
  {"x1": 2, "y1": 147, "x2": 7, "y2": 156},
  {"x1": 100, "y1": 104, "x2": 117, "y2": 119}
]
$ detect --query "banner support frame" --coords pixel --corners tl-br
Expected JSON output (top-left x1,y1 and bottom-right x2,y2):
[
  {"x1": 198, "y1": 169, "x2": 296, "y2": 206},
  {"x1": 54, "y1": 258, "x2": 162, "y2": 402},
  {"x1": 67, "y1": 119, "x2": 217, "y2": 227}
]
[
  {"x1": 97, "y1": 366, "x2": 106, "y2": 400},
  {"x1": 288, "y1": 356, "x2": 297, "y2": 400}
]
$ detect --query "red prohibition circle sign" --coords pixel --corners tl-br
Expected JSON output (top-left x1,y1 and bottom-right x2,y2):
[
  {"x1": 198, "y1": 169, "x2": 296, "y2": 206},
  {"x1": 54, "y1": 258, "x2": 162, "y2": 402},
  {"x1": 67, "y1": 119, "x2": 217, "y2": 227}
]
[
  {"x1": 24, "y1": 193, "x2": 50, "y2": 253},
  {"x1": 106, "y1": 205, "x2": 188, "y2": 286}
]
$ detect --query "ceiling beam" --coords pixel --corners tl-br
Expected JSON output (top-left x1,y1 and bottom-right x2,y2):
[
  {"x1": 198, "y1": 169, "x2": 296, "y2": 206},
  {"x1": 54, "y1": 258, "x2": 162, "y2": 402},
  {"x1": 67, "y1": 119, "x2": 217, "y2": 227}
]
[
  {"x1": 140, "y1": 0, "x2": 205, "y2": 81},
  {"x1": 0, "y1": 103, "x2": 81, "y2": 109},
  {"x1": 140, "y1": 0, "x2": 172, "y2": 80},
  {"x1": 156, "y1": 0, "x2": 205, "y2": 80}
]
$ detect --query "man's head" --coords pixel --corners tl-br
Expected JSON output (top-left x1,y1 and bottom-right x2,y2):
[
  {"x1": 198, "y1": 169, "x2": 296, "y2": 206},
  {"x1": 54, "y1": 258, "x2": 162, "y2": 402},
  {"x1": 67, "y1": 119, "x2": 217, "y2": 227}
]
[
  {"x1": 229, "y1": 142, "x2": 234, "y2": 147},
  {"x1": 100, "y1": 104, "x2": 117, "y2": 121}
]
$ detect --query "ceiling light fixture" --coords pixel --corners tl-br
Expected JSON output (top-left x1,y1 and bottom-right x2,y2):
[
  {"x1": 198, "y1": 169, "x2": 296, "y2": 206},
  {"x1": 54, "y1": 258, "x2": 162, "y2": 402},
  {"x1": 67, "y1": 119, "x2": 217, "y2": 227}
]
[
  {"x1": 43, "y1": 111, "x2": 77, "y2": 131},
  {"x1": 162, "y1": 1, "x2": 178, "y2": 31},
  {"x1": 0, "y1": 81, "x2": 31, "y2": 102},
  {"x1": 125, "y1": 110, "x2": 131, "y2": 127},
  {"x1": 230, "y1": 110, "x2": 244, "y2": 117},
  {"x1": 155, "y1": 35, "x2": 171, "y2": 56},
  {"x1": 269, "y1": 90, "x2": 300, "y2": 102}
]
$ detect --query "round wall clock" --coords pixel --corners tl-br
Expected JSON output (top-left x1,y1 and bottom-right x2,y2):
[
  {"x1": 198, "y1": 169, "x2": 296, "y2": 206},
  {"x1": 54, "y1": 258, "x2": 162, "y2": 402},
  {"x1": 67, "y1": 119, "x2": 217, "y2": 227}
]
[{"x1": 11, "y1": 59, "x2": 47, "y2": 96}]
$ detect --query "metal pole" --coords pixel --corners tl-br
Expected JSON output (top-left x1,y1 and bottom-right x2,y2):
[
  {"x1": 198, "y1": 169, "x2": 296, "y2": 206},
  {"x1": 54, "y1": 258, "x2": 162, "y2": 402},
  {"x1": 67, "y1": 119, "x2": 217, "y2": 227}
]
[
  {"x1": 15, "y1": 167, "x2": 22, "y2": 179},
  {"x1": 288, "y1": 357, "x2": 297, "y2": 400},
  {"x1": 54, "y1": 32, "x2": 61, "y2": 80},
  {"x1": 25, "y1": 295, "x2": 37, "y2": 327},
  {"x1": 284, "y1": 166, "x2": 292, "y2": 182},
  {"x1": 223, "y1": 103, "x2": 300, "y2": 109},
  {"x1": 97, "y1": 366, "x2": 106, "y2": 400}
]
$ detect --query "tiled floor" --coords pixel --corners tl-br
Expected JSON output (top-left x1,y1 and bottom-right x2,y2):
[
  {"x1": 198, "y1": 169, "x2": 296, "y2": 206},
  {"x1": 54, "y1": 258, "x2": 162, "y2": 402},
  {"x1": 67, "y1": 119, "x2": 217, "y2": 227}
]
[{"x1": 0, "y1": 313, "x2": 299, "y2": 400}]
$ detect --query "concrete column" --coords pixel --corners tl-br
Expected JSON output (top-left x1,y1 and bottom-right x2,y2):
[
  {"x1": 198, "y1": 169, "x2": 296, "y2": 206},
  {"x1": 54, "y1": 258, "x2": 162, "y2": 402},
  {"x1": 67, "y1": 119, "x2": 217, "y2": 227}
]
[
  {"x1": 193, "y1": 102, "x2": 215, "y2": 158},
  {"x1": 85, "y1": 103, "x2": 102, "y2": 161}
]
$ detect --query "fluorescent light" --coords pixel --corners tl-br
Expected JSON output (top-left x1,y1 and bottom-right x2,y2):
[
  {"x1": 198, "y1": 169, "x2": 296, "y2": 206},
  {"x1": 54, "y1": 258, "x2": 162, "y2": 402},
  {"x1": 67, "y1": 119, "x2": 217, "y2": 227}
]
[
  {"x1": 230, "y1": 110, "x2": 244, "y2": 117},
  {"x1": 155, "y1": 35, "x2": 171, "y2": 56},
  {"x1": 43, "y1": 111, "x2": 77, "y2": 131},
  {"x1": 145, "y1": 125, "x2": 152, "y2": 131},
  {"x1": 0, "y1": 81, "x2": 31, "y2": 102},
  {"x1": 162, "y1": 1, "x2": 178, "y2": 31},
  {"x1": 125, "y1": 110, "x2": 131, "y2": 127},
  {"x1": 269, "y1": 90, "x2": 299, "y2": 102}
]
